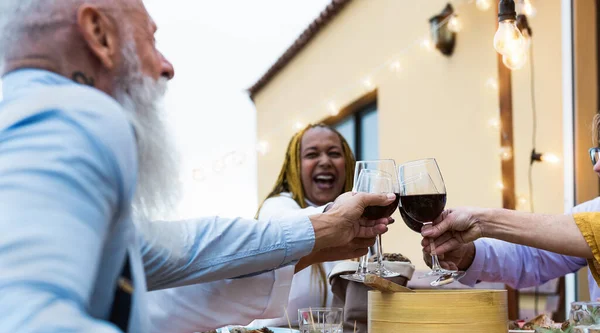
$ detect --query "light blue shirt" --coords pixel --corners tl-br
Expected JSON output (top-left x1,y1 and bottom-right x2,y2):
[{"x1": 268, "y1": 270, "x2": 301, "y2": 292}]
[{"x1": 0, "y1": 69, "x2": 316, "y2": 333}]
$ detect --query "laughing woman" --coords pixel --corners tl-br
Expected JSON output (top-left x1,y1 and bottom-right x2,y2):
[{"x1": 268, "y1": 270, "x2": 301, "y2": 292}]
[{"x1": 249, "y1": 123, "x2": 356, "y2": 328}]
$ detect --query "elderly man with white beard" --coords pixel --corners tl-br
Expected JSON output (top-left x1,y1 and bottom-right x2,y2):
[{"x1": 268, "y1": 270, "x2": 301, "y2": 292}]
[{"x1": 0, "y1": 1, "x2": 396, "y2": 333}]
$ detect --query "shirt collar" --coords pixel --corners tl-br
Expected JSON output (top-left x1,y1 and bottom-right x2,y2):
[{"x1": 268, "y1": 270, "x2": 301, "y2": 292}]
[{"x1": 2, "y1": 68, "x2": 76, "y2": 100}]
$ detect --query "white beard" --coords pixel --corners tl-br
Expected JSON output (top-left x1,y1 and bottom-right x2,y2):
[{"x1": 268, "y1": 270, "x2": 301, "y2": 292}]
[{"x1": 114, "y1": 41, "x2": 183, "y2": 253}]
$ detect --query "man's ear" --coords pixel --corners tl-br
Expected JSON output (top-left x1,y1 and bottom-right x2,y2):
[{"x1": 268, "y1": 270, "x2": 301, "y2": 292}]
[{"x1": 76, "y1": 5, "x2": 119, "y2": 70}]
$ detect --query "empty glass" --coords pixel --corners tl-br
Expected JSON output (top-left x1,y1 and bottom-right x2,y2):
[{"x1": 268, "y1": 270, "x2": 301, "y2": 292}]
[{"x1": 298, "y1": 307, "x2": 343, "y2": 333}]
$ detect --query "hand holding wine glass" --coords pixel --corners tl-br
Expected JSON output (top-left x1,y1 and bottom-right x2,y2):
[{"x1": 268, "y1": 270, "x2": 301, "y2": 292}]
[
  {"x1": 421, "y1": 207, "x2": 485, "y2": 255},
  {"x1": 398, "y1": 158, "x2": 464, "y2": 286},
  {"x1": 340, "y1": 161, "x2": 401, "y2": 282}
]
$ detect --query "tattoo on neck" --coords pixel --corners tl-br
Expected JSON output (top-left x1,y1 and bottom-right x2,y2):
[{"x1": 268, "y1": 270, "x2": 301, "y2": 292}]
[{"x1": 72, "y1": 71, "x2": 95, "y2": 87}]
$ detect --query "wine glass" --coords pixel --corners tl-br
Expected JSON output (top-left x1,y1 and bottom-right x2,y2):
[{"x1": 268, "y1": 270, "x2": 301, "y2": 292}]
[
  {"x1": 398, "y1": 158, "x2": 464, "y2": 284},
  {"x1": 340, "y1": 160, "x2": 401, "y2": 282}
]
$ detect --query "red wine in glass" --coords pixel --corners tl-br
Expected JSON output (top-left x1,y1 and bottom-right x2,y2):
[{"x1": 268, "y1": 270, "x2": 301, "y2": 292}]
[
  {"x1": 363, "y1": 193, "x2": 400, "y2": 219},
  {"x1": 398, "y1": 205, "x2": 422, "y2": 233},
  {"x1": 399, "y1": 194, "x2": 447, "y2": 224}
]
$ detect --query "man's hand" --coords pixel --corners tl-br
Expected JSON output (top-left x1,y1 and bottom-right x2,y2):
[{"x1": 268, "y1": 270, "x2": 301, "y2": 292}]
[
  {"x1": 420, "y1": 207, "x2": 484, "y2": 256},
  {"x1": 295, "y1": 238, "x2": 376, "y2": 273},
  {"x1": 422, "y1": 240, "x2": 476, "y2": 271},
  {"x1": 310, "y1": 191, "x2": 395, "y2": 251}
]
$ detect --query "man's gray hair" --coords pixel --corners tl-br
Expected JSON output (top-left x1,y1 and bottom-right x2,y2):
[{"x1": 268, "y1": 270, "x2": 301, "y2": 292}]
[{"x1": 0, "y1": 0, "x2": 130, "y2": 71}]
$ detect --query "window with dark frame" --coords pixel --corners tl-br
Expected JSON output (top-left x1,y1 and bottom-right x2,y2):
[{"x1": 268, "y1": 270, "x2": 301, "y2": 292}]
[{"x1": 333, "y1": 102, "x2": 379, "y2": 161}]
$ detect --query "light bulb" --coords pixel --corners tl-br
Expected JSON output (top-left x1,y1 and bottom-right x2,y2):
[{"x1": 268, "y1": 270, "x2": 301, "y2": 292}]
[
  {"x1": 327, "y1": 102, "x2": 338, "y2": 116},
  {"x1": 447, "y1": 15, "x2": 462, "y2": 33},
  {"x1": 390, "y1": 60, "x2": 402, "y2": 73},
  {"x1": 362, "y1": 78, "x2": 374, "y2": 90},
  {"x1": 522, "y1": 0, "x2": 537, "y2": 17},
  {"x1": 500, "y1": 146, "x2": 513, "y2": 161},
  {"x1": 486, "y1": 77, "x2": 499, "y2": 91},
  {"x1": 496, "y1": 181, "x2": 505, "y2": 191},
  {"x1": 502, "y1": 50, "x2": 527, "y2": 70},
  {"x1": 518, "y1": 195, "x2": 528, "y2": 205},
  {"x1": 421, "y1": 38, "x2": 435, "y2": 52},
  {"x1": 541, "y1": 153, "x2": 560, "y2": 164},
  {"x1": 488, "y1": 117, "x2": 500, "y2": 129},
  {"x1": 256, "y1": 141, "x2": 270, "y2": 155},
  {"x1": 476, "y1": 0, "x2": 492, "y2": 11},
  {"x1": 293, "y1": 122, "x2": 304, "y2": 130},
  {"x1": 493, "y1": 20, "x2": 526, "y2": 56}
]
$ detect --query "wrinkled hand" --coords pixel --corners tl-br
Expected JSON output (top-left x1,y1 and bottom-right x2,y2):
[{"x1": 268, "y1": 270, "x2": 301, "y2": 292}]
[
  {"x1": 311, "y1": 191, "x2": 395, "y2": 250},
  {"x1": 420, "y1": 207, "x2": 484, "y2": 256},
  {"x1": 296, "y1": 238, "x2": 376, "y2": 273},
  {"x1": 421, "y1": 239, "x2": 476, "y2": 271}
]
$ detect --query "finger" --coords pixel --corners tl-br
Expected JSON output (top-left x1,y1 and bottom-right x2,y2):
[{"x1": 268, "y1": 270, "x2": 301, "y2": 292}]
[
  {"x1": 433, "y1": 238, "x2": 464, "y2": 255},
  {"x1": 349, "y1": 237, "x2": 377, "y2": 249},
  {"x1": 432, "y1": 231, "x2": 454, "y2": 247},
  {"x1": 421, "y1": 216, "x2": 451, "y2": 239},
  {"x1": 356, "y1": 192, "x2": 396, "y2": 208},
  {"x1": 355, "y1": 224, "x2": 388, "y2": 238},
  {"x1": 433, "y1": 209, "x2": 450, "y2": 224},
  {"x1": 421, "y1": 237, "x2": 430, "y2": 248},
  {"x1": 359, "y1": 216, "x2": 391, "y2": 227}
]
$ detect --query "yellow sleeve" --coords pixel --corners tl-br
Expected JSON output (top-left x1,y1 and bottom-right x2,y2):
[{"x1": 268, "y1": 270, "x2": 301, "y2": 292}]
[{"x1": 574, "y1": 212, "x2": 600, "y2": 286}]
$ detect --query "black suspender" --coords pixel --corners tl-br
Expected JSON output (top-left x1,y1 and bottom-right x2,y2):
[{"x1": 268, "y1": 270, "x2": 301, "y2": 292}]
[{"x1": 109, "y1": 255, "x2": 134, "y2": 332}]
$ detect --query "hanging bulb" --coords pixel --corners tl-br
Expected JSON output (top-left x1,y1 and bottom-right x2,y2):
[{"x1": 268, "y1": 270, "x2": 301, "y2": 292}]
[
  {"x1": 502, "y1": 50, "x2": 527, "y2": 70},
  {"x1": 476, "y1": 0, "x2": 493, "y2": 11},
  {"x1": 421, "y1": 38, "x2": 435, "y2": 52},
  {"x1": 447, "y1": 15, "x2": 462, "y2": 33},
  {"x1": 494, "y1": 20, "x2": 526, "y2": 56}
]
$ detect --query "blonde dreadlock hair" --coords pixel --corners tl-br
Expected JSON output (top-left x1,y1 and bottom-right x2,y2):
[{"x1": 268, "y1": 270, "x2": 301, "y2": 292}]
[{"x1": 255, "y1": 123, "x2": 355, "y2": 307}]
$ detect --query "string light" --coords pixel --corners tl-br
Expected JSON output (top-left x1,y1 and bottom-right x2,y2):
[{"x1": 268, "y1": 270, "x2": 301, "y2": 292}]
[
  {"x1": 488, "y1": 117, "x2": 501, "y2": 129},
  {"x1": 499, "y1": 146, "x2": 513, "y2": 161},
  {"x1": 541, "y1": 153, "x2": 560, "y2": 164},
  {"x1": 521, "y1": 0, "x2": 537, "y2": 17},
  {"x1": 420, "y1": 38, "x2": 435, "y2": 52},
  {"x1": 476, "y1": 0, "x2": 492, "y2": 11},
  {"x1": 447, "y1": 14, "x2": 462, "y2": 33},
  {"x1": 496, "y1": 181, "x2": 505, "y2": 191},
  {"x1": 362, "y1": 78, "x2": 374, "y2": 91},
  {"x1": 327, "y1": 101, "x2": 339, "y2": 116},
  {"x1": 531, "y1": 149, "x2": 561, "y2": 165},
  {"x1": 486, "y1": 77, "x2": 499, "y2": 91},
  {"x1": 256, "y1": 141, "x2": 270, "y2": 156},
  {"x1": 389, "y1": 60, "x2": 402, "y2": 73},
  {"x1": 188, "y1": 0, "x2": 553, "y2": 184},
  {"x1": 518, "y1": 194, "x2": 528, "y2": 206}
]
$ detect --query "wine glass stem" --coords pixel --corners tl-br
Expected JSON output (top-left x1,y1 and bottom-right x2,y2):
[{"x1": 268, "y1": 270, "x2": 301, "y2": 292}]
[
  {"x1": 429, "y1": 237, "x2": 443, "y2": 271},
  {"x1": 376, "y1": 234, "x2": 384, "y2": 275},
  {"x1": 358, "y1": 253, "x2": 369, "y2": 274}
]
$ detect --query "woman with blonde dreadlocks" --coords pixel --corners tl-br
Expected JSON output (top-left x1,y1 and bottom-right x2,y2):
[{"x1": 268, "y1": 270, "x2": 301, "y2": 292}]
[{"x1": 249, "y1": 124, "x2": 356, "y2": 328}]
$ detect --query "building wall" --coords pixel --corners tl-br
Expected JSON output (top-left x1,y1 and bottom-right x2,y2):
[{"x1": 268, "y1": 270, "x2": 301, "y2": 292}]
[{"x1": 253, "y1": 0, "x2": 564, "y2": 270}]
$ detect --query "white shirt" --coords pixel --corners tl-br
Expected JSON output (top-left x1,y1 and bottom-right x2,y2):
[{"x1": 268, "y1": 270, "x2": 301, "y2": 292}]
[{"x1": 251, "y1": 193, "x2": 338, "y2": 328}]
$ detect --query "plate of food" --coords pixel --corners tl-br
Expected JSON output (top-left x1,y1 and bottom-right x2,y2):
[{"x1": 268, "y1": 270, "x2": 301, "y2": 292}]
[{"x1": 508, "y1": 314, "x2": 571, "y2": 333}]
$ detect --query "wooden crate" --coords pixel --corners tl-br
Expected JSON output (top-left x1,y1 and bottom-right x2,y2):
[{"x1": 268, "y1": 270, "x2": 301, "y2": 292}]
[{"x1": 368, "y1": 289, "x2": 508, "y2": 332}]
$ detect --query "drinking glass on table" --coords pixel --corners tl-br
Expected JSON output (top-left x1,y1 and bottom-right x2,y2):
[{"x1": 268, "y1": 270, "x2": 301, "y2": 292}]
[{"x1": 298, "y1": 307, "x2": 343, "y2": 333}]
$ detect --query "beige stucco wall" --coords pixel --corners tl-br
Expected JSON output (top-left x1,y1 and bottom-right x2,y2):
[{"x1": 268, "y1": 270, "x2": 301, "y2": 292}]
[{"x1": 253, "y1": 0, "x2": 564, "y2": 270}]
